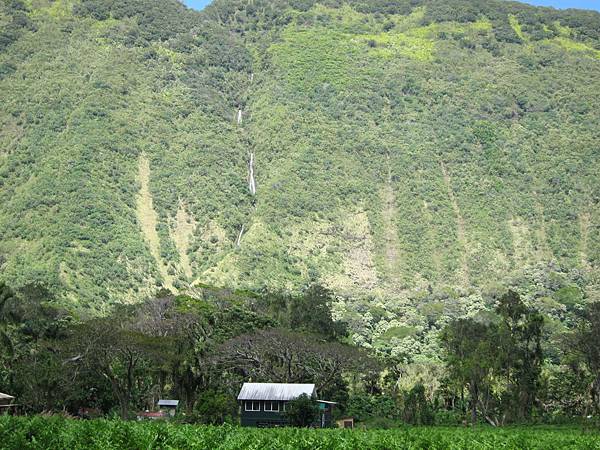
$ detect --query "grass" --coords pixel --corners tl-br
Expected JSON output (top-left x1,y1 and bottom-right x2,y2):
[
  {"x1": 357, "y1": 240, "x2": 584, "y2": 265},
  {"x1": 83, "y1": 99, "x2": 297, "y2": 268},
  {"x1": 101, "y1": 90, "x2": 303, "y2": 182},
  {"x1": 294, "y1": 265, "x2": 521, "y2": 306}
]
[
  {"x1": 509, "y1": 15, "x2": 525, "y2": 41},
  {"x1": 551, "y1": 37, "x2": 600, "y2": 59},
  {"x1": 0, "y1": 416, "x2": 599, "y2": 450},
  {"x1": 136, "y1": 154, "x2": 173, "y2": 291}
]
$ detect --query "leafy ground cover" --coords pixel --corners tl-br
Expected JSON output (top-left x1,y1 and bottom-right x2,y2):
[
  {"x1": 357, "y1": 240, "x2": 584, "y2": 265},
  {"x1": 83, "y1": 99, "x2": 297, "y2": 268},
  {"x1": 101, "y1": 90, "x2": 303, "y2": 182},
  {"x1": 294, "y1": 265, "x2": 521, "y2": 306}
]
[{"x1": 0, "y1": 416, "x2": 599, "y2": 450}]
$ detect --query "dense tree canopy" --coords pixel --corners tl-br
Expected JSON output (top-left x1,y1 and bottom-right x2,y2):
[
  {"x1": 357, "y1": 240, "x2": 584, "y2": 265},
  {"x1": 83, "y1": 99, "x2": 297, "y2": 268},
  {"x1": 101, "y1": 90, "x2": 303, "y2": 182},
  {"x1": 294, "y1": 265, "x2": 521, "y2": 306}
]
[{"x1": 1, "y1": 0, "x2": 600, "y2": 427}]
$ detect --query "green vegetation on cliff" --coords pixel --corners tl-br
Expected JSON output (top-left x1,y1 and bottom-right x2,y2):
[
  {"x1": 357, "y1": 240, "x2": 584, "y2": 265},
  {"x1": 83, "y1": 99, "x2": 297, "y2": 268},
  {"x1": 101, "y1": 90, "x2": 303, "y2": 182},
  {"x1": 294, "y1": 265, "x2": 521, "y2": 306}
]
[{"x1": 1, "y1": 0, "x2": 600, "y2": 358}]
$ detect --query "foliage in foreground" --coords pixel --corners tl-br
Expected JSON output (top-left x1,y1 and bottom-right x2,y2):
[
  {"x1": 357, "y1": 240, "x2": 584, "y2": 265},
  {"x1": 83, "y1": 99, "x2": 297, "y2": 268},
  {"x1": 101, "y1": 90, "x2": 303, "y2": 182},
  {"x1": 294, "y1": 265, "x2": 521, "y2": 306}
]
[
  {"x1": 1, "y1": 416, "x2": 599, "y2": 450},
  {"x1": 3, "y1": 285, "x2": 600, "y2": 426}
]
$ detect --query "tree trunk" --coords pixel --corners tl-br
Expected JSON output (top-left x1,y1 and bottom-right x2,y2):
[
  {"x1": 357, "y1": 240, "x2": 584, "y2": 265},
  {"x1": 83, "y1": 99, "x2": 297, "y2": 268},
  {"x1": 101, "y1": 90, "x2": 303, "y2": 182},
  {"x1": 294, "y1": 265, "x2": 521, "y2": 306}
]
[
  {"x1": 114, "y1": 386, "x2": 130, "y2": 420},
  {"x1": 591, "y1": 374, "x2": 600, "y2": 414},
  {"x1": 470, "y1": 383, "x2": 478, "y2": 425},
  {"x1": 107, "y1": 373, "x2": 130, "y2": 420},
  {"x1": 120, "y1": 400, "x2": 129, "y2": 420}
]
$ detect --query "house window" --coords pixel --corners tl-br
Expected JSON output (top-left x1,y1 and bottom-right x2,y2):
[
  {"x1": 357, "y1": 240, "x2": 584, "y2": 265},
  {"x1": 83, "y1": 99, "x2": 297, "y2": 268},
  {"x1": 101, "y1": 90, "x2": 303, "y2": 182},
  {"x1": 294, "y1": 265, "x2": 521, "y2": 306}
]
[
  {"x1": 264, "y1": 401, "x2": 280, "y2": 412},
  {"x1": 245, "y1": 401, "x2": 260, "y2": 411}
]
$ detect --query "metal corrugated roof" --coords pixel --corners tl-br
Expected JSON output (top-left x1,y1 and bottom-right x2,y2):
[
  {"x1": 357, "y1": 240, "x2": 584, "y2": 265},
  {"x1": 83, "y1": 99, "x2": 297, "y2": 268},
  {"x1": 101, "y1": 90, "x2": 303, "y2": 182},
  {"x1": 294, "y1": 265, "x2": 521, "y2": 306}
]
[
  {"x1": 158, "y1": 399, "x2": 179, "y2": 407},
  {"x1": 0, "y1": 393, "x2": 14, "y2": 400},
  {"x1": 237, "y1": 383, "x2": 315, "y2": 401}
]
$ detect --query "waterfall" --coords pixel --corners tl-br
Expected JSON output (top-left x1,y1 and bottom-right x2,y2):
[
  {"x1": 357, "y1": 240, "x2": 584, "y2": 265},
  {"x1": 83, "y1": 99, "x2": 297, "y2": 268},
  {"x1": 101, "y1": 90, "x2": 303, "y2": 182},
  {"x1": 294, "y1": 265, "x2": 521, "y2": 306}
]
[
  {"x1": 248, "y1": 152, "x2": 256, "y2": 196},
  {"x1": 235, "y1": 224, "x2": 245, "y2": 247}
]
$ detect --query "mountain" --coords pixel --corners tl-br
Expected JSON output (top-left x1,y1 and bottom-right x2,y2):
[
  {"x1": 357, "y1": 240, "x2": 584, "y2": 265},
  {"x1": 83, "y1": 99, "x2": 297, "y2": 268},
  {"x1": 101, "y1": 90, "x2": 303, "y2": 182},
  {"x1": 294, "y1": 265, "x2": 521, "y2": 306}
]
[{"x1": 1, "y1": 0, "x2": 599, "y2": 349}]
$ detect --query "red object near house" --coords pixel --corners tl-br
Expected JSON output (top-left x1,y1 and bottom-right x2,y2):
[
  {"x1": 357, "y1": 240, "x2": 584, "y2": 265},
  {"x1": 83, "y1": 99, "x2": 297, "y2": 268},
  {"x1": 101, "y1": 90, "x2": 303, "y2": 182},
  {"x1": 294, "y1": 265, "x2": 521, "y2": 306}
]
[{"x1": 136, "y1": 411, "x2": 168, "y2": 421}]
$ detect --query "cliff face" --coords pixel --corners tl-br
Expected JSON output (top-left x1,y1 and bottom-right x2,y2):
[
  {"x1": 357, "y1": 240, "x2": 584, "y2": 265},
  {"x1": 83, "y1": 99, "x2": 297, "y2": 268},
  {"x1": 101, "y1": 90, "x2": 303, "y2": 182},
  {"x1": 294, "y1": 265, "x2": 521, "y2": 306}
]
[{"x1": 1, "y1": 0, "x2": 599, "y2": 330}]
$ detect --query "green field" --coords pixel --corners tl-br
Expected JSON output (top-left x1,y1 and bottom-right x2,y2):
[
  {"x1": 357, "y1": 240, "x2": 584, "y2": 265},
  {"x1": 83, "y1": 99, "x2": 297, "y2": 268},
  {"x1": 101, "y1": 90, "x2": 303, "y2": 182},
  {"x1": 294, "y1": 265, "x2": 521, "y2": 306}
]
[{"x1": 0, "y1": 417, "x2": 599, "y2": 450}]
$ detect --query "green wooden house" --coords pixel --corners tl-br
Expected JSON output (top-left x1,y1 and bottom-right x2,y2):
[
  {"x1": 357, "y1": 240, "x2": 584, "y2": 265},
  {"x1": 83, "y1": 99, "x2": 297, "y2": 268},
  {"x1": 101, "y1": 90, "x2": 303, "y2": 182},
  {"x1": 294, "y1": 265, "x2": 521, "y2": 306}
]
[{"x1": 237, "y1": 383, "x2": 335, "y2": 427}]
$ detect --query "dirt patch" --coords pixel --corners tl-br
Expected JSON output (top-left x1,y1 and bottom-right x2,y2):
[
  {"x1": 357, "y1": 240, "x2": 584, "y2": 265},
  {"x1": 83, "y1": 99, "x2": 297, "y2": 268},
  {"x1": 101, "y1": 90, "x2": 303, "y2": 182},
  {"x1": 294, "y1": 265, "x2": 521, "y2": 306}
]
[
  {"x1": 382, "y1": 170, "x2": 402, "y2": 279},
  {"x1": 136, "y1": 154, "x2": 174, "y2": 291},
  {"x1": 170, "y1": 202, "x2": 196, "y2": 279},
  {"x1": 440, "y1": 161, "x2": 469, "y2": 286}
]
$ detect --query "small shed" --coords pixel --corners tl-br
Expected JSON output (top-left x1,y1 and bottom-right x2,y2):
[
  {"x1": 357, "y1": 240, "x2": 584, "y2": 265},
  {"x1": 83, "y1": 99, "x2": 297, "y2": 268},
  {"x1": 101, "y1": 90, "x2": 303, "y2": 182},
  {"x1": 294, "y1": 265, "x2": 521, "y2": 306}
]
[
  {"x1": 157, "y1": 399, "x2": 179, "y2": 417},
  {"x1": 336, "y1": 416, "x2": 355, "y2": 429},
  {"x1": 317, "y1": 400, "x2": 337, "y2": 428},
  {"x1": 0, "y1": 392, "x2": 14, "y2": 404},
  {"x1": 0, "y1": 392, "x2": 17, "y2": 414}
]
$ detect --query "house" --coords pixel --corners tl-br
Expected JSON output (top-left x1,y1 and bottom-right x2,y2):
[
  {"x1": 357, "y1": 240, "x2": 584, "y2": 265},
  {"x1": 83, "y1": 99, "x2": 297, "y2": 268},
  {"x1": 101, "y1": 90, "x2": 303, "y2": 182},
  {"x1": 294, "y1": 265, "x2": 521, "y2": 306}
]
[
  {"x1": 157, "y1": 399, "x2": 179, "y2": 417},
  {"x1": 237, "y1": 383, "x2": 335, "y2": 427}
]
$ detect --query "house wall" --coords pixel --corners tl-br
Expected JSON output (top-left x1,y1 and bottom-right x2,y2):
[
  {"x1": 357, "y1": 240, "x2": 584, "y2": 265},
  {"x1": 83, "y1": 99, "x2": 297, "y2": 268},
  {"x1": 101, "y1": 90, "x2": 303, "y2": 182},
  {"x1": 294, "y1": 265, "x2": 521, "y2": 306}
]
[
  {"x1": 240, "y1": 400, "x2": 288, "y2": 427},
  {"x1": 239, "y1": 400, "x2": 334, "y2": 428},
  {"x1": 164, "y1": 407, "x2": 177, "y2": 417}
]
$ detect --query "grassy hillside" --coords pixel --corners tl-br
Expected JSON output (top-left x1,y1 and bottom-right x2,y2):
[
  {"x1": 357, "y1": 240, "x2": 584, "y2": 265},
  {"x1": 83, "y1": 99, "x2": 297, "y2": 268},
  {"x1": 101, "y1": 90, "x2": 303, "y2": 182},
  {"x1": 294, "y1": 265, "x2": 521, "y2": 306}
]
[{"x1": 1, "y1": 0, "x2": 600, "y2": 351}]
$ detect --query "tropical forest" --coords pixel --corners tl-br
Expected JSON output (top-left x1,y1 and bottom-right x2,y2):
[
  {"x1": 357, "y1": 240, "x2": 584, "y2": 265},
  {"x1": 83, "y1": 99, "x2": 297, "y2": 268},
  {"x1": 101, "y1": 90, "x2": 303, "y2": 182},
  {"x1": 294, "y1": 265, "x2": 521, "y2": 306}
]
[{"x1": 1, "y1": 0, "x2": 600, "y2": 447}]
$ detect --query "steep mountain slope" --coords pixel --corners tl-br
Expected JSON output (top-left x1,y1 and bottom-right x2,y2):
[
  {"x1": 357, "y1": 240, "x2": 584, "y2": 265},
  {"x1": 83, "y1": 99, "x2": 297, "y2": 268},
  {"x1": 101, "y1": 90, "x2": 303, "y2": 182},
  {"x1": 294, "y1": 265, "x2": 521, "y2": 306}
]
[{"x1": 1, "y1": 0, "x2": 599, "y2": 349}]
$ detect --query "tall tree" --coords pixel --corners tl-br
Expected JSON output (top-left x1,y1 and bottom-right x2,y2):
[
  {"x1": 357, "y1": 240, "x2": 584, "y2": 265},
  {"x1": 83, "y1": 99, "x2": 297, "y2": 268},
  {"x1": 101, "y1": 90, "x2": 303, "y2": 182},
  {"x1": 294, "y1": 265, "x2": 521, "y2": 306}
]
[
  {"x1": 441, "y1": 291, "x2": 545, "y2": 424},
  {"x1": 290, "y1": 284, "x2": 347, "y2": 340},
  {"x1": 217, "y1": 329, "x2": 376, "y2": 393},
  {"x1": 572, "y1": 302, "x2": 600, "y2": 414},
  {"x1": 0, "y1": 281, "x2": 15, "y2": 360},
  {"x1": 65, "y1": 315, "x2": 166, "y2": 419},
  {"x1": 495, "y1": 291, "x2": 544, "y2": 421},
  {"x1": 440, "y1": 318, "x2": 496, "y2": 424}
]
